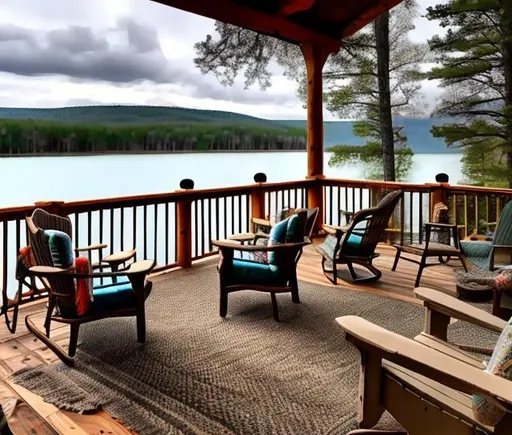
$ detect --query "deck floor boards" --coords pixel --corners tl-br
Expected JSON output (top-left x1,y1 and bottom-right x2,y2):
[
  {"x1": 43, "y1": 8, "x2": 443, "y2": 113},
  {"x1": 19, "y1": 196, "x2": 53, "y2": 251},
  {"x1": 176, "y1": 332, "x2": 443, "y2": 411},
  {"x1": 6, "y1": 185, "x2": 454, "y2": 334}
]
[{"x1": 0, "y1": 242, "x2": 460, "y2": 434}]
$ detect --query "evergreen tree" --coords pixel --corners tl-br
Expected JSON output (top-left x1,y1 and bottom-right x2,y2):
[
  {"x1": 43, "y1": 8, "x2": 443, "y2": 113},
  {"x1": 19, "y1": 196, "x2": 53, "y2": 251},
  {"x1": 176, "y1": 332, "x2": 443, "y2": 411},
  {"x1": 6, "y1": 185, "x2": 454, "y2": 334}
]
[
  {"x1": 323, "y1": 0, "x2": 425, "y2": 181},
  {"x1": 194, "y1": 1, "x2": 426, "y2": 181},
  {"x1": 427, "y1": 0, "x2": 512, "y2": 187}
]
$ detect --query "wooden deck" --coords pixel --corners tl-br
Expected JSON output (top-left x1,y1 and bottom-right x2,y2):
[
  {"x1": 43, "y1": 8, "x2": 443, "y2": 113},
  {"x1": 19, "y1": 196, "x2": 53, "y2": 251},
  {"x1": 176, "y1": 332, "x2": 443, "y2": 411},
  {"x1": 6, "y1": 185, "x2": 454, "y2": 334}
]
[{"x1": 0, "y1": 243, "x2": 460, "y2": 434}]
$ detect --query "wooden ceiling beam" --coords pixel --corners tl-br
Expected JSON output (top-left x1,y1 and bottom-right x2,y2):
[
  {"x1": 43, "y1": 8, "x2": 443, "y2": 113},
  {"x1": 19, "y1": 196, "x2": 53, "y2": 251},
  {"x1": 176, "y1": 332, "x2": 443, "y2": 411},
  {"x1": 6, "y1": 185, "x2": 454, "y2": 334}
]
[
  {"x1": 340, "y1": 0, "x2": 403, "y2": 38},
  {"x1": 151, "y1": 0, "x2": 341, "y2": 53},
  {"x1": 279, "y1": 0, "x2": 316, "y2": 17}
]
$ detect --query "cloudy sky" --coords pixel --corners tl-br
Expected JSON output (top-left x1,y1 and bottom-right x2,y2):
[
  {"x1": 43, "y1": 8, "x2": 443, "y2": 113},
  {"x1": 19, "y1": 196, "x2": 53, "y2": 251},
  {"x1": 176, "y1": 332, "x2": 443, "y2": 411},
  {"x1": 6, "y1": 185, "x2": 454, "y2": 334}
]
[{"x1": 0, "y1": 0, "x2": 445, "y2": 120}]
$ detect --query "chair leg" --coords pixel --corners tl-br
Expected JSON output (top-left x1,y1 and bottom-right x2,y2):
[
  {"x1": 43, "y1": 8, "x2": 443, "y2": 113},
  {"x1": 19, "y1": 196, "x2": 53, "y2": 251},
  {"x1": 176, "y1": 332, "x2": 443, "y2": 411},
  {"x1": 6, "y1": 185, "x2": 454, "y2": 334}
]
[
  {"x1": 220, "y1": 287, "x2": 228, "y2": 318},
  {"x1": 290, "y1": 275, "x2": 300, "y2": 304},
  {"x1": 68, "y1": 324, "x2": 80, "y2": 357},
  {"x1": 270, "y1": 293, "x2": 279, "y2": 322},
  {"x1": 347, "y1": 261, "x2": 358, "y2": 281},
  {"x1": 415, "y1": 255, "x2": 427, "y2": 288},
  {"x1": 44, "y1": 297, "x2": 56, "y2": 338},
  {"x1": 391, "y1": 249, "x2": 401, "y2": 271}
]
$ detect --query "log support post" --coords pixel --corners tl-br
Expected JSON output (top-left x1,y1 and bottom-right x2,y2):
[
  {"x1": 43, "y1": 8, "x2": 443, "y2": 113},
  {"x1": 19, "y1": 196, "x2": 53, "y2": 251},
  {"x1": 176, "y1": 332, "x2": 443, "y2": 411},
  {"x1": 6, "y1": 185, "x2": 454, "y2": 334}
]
[
  {"x1": 176, "y1": 180, "x2": 194, "y2": 268},
  {"x1": 302, "y1": 44, "x2": 329, "y2": 233},
  {"x1": 251, "y1": 185, "x2": 266, "y2": 232}
]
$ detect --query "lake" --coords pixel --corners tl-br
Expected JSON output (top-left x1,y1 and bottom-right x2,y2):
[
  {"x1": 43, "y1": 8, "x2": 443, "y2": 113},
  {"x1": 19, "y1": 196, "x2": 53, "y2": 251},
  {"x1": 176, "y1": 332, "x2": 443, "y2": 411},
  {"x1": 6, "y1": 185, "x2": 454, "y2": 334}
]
[{"x1": 0, "y1": 152, "x2": 464, "y2": 207}]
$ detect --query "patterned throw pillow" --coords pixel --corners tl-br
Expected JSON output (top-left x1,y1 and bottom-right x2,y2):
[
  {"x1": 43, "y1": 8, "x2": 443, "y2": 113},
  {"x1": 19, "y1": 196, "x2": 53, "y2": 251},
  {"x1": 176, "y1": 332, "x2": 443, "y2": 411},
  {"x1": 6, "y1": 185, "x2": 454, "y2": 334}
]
[
  {"x1": 495, "y1": 269, "x2": 512, "y2": 292},
  {"x1": 472, "y1": 316, "x2": 512, "y2": 425}
]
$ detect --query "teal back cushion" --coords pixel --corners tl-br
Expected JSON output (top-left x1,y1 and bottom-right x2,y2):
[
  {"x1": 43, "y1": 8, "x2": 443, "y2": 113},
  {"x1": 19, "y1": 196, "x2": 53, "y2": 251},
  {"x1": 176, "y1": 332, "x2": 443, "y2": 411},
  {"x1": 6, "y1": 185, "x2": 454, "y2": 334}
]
[
  {"x1": 286, "y1": 211, "x2": 307, "y2": 243},
  {"x1": 267, "y1": 217, "x2": 291, "y2": 266},
  {"x1": 44, "y1": 229, "x2": 74, "y2": 268}
]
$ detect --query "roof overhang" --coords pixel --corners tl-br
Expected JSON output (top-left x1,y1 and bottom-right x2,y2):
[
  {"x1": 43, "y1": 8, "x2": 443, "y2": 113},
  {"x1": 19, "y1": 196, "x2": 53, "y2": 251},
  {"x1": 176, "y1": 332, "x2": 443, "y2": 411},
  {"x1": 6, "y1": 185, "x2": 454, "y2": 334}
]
[{"x1": 151, "y1": 0, "x2": 404, "y2": 54}]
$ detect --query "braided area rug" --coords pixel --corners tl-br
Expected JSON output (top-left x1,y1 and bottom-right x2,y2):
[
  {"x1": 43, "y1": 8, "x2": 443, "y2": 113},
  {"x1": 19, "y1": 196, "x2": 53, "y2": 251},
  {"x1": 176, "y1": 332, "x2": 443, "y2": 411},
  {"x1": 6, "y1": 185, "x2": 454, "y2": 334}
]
[{"x1": 11, "y1": 265, "x2": 498, "y2": 435}]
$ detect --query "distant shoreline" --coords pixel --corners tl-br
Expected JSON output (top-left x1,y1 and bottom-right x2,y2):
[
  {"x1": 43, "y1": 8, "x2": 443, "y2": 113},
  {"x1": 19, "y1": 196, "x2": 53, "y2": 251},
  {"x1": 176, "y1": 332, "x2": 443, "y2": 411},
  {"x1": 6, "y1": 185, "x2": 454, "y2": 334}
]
[{"x1": 0, "y1": 149, "x2": 463, "y2": 158}]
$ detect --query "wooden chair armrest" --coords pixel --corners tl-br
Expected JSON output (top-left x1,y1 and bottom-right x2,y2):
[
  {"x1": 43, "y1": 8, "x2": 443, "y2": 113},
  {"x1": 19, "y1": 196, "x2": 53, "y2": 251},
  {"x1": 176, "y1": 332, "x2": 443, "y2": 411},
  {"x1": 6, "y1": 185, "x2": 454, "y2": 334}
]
[
  {"x1": 323, "y1": 224, "x2": 348, "y2": 235},
  {"x1": 101, "y1": 249, "x2": 136, "y2": 264},
  {"x1": 414, "y1": 287, "x2": 506, "y2": 333},
  {"x1": 337, "y1": 315, "x2": 512, "y2": 411},
  {"x1": 252, "y1": 217, "x2": 271, "y2": 227},
  {"x1": 75, "y1": 243, "x2": 108, "y2": 252},
  {"x1": 29, "y1": 265, "x2": 74, "y2": 274},
  {"x1": 29, "y1": 260, "x2": 155, "y2": 279},
  {"x1": 211, "y1": 238, "x2": 310, "y2": 252}
]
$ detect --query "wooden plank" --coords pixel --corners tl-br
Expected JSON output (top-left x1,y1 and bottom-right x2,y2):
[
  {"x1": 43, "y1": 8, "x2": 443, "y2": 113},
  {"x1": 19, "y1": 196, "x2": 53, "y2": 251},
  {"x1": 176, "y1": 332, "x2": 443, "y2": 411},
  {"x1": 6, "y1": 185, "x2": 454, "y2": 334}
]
[{"x1": 0, "y1": 379, "x2": 58, "y2": 434}]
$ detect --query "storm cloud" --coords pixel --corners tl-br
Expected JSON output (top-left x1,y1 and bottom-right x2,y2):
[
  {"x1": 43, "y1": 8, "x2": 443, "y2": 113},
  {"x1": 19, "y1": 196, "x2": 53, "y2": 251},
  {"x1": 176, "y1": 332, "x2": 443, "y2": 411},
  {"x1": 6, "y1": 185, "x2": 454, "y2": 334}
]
[{"x1": 0, "y1": 19, "x2": 296, "y2": 106}]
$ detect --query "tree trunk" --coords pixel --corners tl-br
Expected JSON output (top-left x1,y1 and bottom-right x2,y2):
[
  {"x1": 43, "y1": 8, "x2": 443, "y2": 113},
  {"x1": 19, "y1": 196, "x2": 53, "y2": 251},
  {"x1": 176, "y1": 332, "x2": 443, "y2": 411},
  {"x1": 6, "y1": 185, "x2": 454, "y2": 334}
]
[
  {"x1": 502, "y1": 1, "x2": 512, "y2": 187},
  {"x1": 374, "y1": 12, "x2": 396, "y2": 182}
]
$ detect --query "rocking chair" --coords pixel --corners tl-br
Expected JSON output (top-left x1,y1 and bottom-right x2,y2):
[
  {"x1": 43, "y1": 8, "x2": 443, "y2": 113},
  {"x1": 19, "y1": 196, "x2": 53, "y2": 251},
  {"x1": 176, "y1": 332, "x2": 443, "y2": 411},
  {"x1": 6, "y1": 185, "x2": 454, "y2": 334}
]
[
  {"x1": 22, "y1": 209, "x2": 154, "y2": 366},
  {"x1": 4, "y1": 208, "x2": 136, "y2": 333},
  {"x1": 317, "y1": 190, "x2": 402, "y2": 284}
]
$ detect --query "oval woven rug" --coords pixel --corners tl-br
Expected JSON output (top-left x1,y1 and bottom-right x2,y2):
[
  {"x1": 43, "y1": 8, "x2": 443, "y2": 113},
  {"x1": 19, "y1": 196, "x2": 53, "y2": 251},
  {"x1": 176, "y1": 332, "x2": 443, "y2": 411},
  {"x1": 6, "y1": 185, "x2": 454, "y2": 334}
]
[{"x1": 11, "y1": 265, "x2": 498, "y2": 435}]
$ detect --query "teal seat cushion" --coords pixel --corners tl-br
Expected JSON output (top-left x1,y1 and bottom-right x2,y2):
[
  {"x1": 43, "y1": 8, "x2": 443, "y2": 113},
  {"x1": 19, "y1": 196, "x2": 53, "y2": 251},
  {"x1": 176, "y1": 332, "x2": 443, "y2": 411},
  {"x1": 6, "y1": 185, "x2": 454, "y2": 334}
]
[
  {"x1": 43, "y1": 229, "x2": 74, "y2": 268},
  {"x1": 230, "y1": 259, "x2": 286, "y2": 286},
  {"x1": 93, "y1": 275, "x2": 130, "y2": 289},
  {"x1": 91, "y1": 280, "x2": 136, "y2": 313}
]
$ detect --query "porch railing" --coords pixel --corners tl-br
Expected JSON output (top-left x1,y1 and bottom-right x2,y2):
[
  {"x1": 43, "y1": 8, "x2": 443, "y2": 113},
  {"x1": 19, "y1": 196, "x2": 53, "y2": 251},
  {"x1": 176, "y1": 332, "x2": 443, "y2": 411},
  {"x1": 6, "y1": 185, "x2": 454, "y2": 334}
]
[{"x1": 1, "y1": 177, "x2": 511, "y2": 303}]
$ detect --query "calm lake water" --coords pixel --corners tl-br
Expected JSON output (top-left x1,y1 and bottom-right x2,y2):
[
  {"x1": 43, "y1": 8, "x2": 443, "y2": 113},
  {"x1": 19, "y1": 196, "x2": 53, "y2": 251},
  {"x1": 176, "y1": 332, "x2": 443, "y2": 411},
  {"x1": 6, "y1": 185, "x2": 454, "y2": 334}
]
[
  {"x1": 0, "y1": 151, "x2": 463, "y2": 299},
  {"x1": 0, "y1": 152, "x2": 463, "y2": 207}
]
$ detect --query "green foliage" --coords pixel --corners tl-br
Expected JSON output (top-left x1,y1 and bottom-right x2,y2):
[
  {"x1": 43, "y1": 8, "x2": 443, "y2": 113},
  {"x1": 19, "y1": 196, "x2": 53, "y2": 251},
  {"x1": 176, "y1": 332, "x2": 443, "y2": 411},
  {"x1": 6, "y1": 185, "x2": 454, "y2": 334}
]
[
  {"x1": 328, "y1": 119, "x2": 414, "y2": 181},
  {"x1": 0, "y1": 118, "x2": 306, "y2": 154},
  {"x1": 426, "y1": 0, "x2": 512, "y2": 187}
]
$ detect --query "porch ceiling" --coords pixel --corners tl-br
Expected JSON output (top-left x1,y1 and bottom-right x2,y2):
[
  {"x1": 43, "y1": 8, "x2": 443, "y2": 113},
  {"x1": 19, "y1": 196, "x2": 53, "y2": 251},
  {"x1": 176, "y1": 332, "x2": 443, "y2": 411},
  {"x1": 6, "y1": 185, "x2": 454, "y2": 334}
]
[{"x1": 151, "y1": 0, "x2": 404, "y2": 53}]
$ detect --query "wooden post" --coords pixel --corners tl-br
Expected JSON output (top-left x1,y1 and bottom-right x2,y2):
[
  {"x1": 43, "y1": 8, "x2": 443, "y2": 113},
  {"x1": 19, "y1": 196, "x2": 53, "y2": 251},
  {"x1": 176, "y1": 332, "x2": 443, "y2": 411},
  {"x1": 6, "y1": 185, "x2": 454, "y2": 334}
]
[
  {"x1": 176, "y1": 180, "x2": 193, "y2": 268},
  {"x1": 34, "y1": 200, "x2": 66, "y2": 216},
  {"x1": 251, "y1": 185, "x2": 266, "y2": 232},
  {"x1": 301, "y1": 44, "x2": 329, "y2": 233}
]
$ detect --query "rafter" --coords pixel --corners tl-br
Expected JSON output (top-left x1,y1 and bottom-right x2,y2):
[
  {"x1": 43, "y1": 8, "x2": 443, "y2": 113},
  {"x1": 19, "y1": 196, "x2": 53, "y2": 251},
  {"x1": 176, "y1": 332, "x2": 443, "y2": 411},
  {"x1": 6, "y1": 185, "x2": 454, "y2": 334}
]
[
  {"x1": 152, "y1": 0, "x2": 341, "y2": 52},
  {"x1": 279, "y1": 0, "x2": 316, "y2": 16}
]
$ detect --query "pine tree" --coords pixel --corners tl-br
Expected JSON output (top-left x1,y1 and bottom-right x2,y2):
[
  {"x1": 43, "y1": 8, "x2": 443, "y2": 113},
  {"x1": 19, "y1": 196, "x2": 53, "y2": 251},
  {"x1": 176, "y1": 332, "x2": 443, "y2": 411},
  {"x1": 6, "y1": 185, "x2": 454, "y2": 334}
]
[
  {"x1": 194, "y1": 1, "x2": 426, "y2": 181},
  {"x1": 427, "y1": 0, "x2": 512, "y2": 187},
  {"x1": 323, "y1": 0, "x2": 425, "y2": 181}
]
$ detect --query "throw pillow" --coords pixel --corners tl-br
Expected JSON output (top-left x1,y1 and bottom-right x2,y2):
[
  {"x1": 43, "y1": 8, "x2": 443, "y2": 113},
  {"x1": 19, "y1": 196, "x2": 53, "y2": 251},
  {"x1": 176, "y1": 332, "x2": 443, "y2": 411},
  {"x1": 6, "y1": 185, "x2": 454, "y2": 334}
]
[
  {"x1": 44, "y1": 229, "x2": 74, "y2": 268},
  {"x1": 267, "y1": 216, "x2": 291, "y2": 266},
  {"x1": 472, "y1": 316, "x2": 512, "y2": 425},
  {"x1": 495, "y1": 269, "x2": 512, "y2": 292}
]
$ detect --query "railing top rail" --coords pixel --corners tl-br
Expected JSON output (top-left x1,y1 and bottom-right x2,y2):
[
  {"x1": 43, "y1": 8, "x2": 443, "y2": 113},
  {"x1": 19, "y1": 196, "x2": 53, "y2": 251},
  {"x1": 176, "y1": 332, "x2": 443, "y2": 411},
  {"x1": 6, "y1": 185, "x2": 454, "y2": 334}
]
[
  {"x1": 444, "y1": 184, "x2": 512, "y2": 196},
  {"x1": 1, "y1": 177, "x2": 511, "y2": 220},
  {"x1": 322, "y1": 177, "x2": 432, "y2": 191}
]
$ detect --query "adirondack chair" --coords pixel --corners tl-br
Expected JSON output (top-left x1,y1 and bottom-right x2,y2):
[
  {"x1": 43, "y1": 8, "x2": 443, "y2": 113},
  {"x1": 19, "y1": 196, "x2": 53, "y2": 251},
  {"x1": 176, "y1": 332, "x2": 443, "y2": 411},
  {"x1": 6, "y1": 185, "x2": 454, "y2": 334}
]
[
  {"x1": 212, "y1": 210, "x2": 311, "y2": 321},
  {"x1": 456, "y1": 201, "x2": 512, "y2": 317},
  {"x1": 22, "y1": 209, "x2": 155, "y2": 366},
  {"x1": 460, "y1": 200, "x2": 512, "y2": 271},
  {"x1": 316, "y1": 190, "x2": 402, "y2": 284},
  {"x1": 4, "y1": 209, "x2": 137, "y2": 334},
  {"x1": 337, "y1": 287, "x2": 512, "y2": 435}
]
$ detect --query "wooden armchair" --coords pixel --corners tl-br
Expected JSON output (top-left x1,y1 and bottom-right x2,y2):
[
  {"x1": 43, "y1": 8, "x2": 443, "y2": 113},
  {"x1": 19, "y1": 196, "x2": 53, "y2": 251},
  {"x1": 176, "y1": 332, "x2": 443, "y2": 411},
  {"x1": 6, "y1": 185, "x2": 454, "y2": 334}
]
[
  {"x1": 338, "y1": 287, "x2": 512, "y2": 435},
  {"x1": 212, "y1": 211, "x2": 311, "y2": 321},
  {"x1": 4, "y1": 208, "x2": 136, "y2": 333},
  {"x1": 317, "y1": 190, "x2": 402, "y2": 284},
  {"x1": 21, "y1": 209, "x2": 155, "y2": 366}
]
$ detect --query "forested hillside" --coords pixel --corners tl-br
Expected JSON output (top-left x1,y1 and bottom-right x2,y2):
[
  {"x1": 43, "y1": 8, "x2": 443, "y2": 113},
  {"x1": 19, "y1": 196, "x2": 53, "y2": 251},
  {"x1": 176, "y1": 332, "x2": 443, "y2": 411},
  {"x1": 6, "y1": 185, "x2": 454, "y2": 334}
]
[{"x1": 0, "y1": 105, "x2": 455, "y2": 155}]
